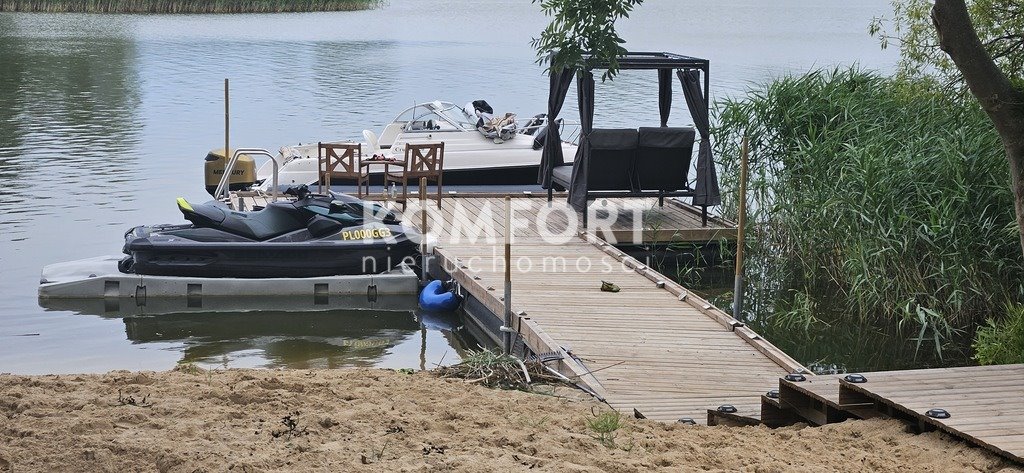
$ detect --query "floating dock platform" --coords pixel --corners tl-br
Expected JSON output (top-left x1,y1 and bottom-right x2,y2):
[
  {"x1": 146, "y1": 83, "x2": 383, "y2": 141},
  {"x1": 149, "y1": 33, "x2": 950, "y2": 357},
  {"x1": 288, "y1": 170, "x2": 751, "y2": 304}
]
[{"x1": 38, "y1": 255, "x2": 419, "y2": 307}]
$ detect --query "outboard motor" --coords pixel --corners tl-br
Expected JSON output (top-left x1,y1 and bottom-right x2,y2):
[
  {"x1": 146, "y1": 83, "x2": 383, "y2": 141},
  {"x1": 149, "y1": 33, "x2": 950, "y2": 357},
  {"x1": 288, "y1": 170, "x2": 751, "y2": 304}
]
[{"x1": 204, "y1": 148, "x2": 256, "y2": 196}]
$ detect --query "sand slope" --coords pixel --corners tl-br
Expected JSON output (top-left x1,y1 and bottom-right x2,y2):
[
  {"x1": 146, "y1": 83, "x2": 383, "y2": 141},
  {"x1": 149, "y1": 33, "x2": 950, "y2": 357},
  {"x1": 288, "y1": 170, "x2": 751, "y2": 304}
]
[{"x1": 0, "y1": 368, "x2": 1019, "y2": 472}]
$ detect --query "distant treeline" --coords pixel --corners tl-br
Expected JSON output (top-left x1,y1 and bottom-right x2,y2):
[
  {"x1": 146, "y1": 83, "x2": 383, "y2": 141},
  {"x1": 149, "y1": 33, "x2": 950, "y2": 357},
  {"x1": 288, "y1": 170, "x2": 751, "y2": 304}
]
[{"x1": 0, "y1": 0, "x2": 381, "y2": 12}]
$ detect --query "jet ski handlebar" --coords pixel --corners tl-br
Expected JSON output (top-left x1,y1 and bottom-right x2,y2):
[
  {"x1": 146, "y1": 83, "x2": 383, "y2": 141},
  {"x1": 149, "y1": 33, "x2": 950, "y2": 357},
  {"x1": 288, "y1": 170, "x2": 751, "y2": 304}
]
[{"x1": 213, "y1": 148, "x2": 280, "y2": 204}]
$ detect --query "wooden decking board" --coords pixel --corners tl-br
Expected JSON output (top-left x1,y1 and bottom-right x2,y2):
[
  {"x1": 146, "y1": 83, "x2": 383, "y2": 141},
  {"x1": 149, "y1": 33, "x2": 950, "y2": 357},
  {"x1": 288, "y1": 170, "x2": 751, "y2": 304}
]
[
  {"x1": 396, "y1": 194, "x2": 796, "y2": 424},
  {"x1": 607, "y1": 389, "x2": 779, "y2": 399},
  {"x1": 779, "y1": 376, "x2": 844, "y2": 408},
  {"x1": 838, "y1": 364, "x2": 1024, "y2": 464},
  {"x1": 707, "y1": 408, "x2": 763, "y2": 427}
]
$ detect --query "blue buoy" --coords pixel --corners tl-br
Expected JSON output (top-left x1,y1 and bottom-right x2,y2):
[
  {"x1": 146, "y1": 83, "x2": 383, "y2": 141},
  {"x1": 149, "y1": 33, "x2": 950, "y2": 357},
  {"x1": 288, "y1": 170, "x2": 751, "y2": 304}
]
[{"x1": 418, "y1": 280, "x2": 461, "y2": 312}]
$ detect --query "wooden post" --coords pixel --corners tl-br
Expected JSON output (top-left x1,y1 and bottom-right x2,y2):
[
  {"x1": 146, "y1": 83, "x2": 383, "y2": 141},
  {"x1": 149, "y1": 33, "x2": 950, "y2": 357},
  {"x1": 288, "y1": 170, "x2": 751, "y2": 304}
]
[
  {"x1": 503, "y1": 196, "x2": 513, "y2": 355},
  {"x1": 419, "y1": 326, "x2": 427, "y2": 371},
  {"x1": 420, "y1": 177, "x2": 428, "y2": 282},
  {"x1": 224, "y1": 78, "x2": 229, "y2": 180},
  {"x1": 733, "y1": 136, "x2": 749, "y2": 319}
]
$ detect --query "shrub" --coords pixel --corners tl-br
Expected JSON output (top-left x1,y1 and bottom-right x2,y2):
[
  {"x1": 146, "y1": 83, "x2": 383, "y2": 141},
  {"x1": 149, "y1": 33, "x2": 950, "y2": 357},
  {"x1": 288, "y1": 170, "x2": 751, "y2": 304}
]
[{"x1": 974, "y1": 304, "x2": 1024, "y2": 365}]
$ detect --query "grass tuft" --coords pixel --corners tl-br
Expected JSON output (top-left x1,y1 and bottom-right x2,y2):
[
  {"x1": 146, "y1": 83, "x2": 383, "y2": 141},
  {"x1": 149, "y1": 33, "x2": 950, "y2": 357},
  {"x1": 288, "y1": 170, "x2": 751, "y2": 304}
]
[{"x1": 585, "y1": 409, "x2": 622, "y2": 448}]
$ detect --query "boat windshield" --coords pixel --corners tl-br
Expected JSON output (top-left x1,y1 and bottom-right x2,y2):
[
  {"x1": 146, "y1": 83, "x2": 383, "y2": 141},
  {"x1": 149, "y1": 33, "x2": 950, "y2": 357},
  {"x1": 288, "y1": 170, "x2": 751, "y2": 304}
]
[{"x1": 391, "y1": 101, "x2": 477, "y2": 132}]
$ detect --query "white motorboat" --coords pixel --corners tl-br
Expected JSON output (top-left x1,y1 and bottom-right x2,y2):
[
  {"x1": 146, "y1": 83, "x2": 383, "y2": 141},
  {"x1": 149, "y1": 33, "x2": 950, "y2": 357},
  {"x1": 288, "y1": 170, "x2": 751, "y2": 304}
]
[{"x1": 254, "y1": 100, "x2": 579, "y2": 190}]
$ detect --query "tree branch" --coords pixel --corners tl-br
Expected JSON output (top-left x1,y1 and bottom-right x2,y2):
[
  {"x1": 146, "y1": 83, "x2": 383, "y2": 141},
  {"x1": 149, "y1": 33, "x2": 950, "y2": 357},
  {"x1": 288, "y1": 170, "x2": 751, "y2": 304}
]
[{"x1": 931, "y1": 0, "x2": 1024, "y2": 142}]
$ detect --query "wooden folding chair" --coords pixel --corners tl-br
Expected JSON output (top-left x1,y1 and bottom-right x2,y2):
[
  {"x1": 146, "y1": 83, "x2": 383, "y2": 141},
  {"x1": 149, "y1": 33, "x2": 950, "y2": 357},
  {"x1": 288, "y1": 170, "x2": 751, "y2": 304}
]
[
  {"x1": 317, "y1": 142, "x2": 367, "y2": 197},
  {"x1": 384, "y1": 142, "x2": 444, "y2": 210}
]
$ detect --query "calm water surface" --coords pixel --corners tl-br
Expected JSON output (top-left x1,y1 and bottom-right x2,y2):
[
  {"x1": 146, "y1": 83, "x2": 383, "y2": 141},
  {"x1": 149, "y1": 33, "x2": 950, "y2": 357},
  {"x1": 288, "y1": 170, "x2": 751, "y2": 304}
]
[{"x1": 0, "y1": 0, "x2": 897, "y2": 374}]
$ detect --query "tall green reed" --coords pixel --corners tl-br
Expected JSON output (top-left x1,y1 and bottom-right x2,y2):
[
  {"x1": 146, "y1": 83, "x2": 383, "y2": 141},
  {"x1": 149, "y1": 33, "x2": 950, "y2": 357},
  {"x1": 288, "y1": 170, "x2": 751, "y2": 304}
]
[{"x1": 713, "y1": 68, "x2": 1023, "y2": 343}]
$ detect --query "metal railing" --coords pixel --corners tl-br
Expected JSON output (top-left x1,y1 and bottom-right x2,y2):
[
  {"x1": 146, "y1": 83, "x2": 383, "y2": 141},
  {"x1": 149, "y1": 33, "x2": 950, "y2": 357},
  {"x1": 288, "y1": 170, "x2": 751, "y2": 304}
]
[{"x1": 213, "y1": 148, "x2": 280, "y2": 204}]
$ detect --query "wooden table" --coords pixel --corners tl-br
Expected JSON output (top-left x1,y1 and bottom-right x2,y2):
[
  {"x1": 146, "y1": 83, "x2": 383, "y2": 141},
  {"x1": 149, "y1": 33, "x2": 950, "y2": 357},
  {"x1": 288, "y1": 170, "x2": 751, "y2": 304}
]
[{"x1": 360, "y1": 158, "x2": 406, "y2": 196}]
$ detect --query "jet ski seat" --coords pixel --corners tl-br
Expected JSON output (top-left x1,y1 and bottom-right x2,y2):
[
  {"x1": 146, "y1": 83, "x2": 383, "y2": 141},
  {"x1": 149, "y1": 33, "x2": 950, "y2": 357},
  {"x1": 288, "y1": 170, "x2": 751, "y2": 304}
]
[{"x1": 176, "y1": 198, "x2": 307, "y2": 241}]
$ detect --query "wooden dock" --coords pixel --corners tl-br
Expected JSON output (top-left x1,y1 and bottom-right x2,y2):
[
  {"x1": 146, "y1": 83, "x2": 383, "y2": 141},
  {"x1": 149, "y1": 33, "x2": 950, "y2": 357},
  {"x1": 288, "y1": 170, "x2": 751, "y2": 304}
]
[
  {"x1": 234, "y1": 190, "x2": 1024, "y2": 464},
  {"x1": 711, "y1": 365, "x2": 1024, "y2": 464},
  {"x1": 236, "y1": 191, "x2": 804, "y2": 422},
  {"x1": 839, "y1": 365, "x2": 1024, "y2": 464},
  {"x1": 399, "y1": 194, "x2": 805, "y2": 423}
]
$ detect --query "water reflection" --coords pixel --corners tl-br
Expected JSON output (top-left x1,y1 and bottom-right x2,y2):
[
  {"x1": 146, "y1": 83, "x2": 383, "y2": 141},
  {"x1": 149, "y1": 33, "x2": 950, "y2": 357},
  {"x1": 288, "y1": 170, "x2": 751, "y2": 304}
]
[
  {"x1": 43, "y1": 296, "x2": 475, "y2": 370},
  {"x1": 0, "y1": 14, "x2": 142, "y2": 241}
]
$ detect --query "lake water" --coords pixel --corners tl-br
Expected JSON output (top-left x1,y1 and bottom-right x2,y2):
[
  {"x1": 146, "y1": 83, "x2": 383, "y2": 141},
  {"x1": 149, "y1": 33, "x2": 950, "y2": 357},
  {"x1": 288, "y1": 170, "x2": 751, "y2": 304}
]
[{"x1": 0, "y1": 0, "x2": 898, "y2": 374}]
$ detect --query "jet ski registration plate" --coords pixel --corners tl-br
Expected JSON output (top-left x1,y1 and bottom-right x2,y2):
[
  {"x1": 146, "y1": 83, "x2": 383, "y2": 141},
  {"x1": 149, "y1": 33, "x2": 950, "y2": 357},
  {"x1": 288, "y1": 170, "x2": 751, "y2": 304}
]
[{"x1": 341, "y1": 228, "x2": 393, "y2": 240}]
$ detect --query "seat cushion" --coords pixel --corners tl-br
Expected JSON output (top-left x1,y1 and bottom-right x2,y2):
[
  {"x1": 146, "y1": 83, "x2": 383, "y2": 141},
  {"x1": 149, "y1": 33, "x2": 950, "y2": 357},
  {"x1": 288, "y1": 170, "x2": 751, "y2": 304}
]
[
  {"x1": 551, "y1": 165, "x2": 574, "y2": 187},
  {"x1": 587, "y1": 128, "x2": 637, "y2": 191},
  {"x1": 637, "y1": 127, "x2": 695, "y2": 191}
]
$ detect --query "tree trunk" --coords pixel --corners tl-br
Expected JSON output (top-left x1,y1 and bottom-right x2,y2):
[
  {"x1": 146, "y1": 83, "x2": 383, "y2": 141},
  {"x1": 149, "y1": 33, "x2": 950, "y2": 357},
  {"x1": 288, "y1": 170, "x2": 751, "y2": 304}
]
[{"x1": 932, "y1": 0, "x2": 1024, "y2": 256}]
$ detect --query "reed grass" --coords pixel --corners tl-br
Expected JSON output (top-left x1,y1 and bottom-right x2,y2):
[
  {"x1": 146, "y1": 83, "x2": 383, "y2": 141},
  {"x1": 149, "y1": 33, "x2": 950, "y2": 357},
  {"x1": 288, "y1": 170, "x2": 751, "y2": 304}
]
[
  {"x1": 0, "y1": 0, "x2": 380, "y2": 13},
  {"x1": 973, "y1": 304, "x2": 1024, "y2": 365},
  {"x1": 712, "y1": 68, "x2": 1024, "y2": 341}
]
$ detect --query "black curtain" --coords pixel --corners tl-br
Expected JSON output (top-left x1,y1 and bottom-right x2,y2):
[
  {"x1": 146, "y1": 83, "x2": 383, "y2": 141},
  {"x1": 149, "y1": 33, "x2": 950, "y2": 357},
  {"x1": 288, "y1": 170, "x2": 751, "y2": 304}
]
[
  {"x1": 658, "y1": 68, "x2": 672, "y2": 127},
  {"x1": 537, "y1": 67, "x2": 576, "y2": 188},
  {"x1": 568, "y1": 70, "x2": 595, "y2": 212},
  {"x1": 678, "y1": 69, "x2": 721, "y2": 207}
]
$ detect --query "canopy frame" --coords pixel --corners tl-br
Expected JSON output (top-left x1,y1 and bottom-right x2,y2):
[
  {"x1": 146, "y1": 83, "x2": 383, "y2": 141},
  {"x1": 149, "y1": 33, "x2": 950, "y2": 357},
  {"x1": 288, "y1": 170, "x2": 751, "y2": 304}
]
[{"x1": 538, "y1": 51, "x2": 720, "y2": 227}]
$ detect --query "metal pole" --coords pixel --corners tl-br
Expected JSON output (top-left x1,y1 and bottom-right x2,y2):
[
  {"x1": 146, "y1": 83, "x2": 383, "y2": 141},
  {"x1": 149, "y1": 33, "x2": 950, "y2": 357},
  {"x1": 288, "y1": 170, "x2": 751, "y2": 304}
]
[
  {"x1": 733, "y1": 136, "x2": 749, "y2": 319},
  {"x1": 420, "y1": 177, "x2": 428, "y2": 282},
  {"x1": 223, "y1": 78, "x2": 231, "y2": 207},
  {"x1": 503, "y1": 196, "x2": 512, "y2": 355}
]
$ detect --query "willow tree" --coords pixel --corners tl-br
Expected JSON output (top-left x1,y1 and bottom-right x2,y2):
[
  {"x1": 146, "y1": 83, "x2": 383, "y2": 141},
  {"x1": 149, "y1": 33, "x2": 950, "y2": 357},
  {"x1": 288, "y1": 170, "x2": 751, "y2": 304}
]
[
  {"x1": 930, "y1": 0, "x2": 1024, "y2": 255},
  {"x1": 873, "y1": 0, "x2": 1024, "y2": 254},
  {"x1": 872, "y1": 0, "x2": 1022, "y2": 83}
]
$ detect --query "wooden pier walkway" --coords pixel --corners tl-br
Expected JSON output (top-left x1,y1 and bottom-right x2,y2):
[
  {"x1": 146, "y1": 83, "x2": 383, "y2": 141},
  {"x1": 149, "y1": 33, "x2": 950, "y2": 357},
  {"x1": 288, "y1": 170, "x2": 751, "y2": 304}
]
[
  {"x1": 234, "y1": 190, "x2": 1024, "y2": 462},
  {"x1": 738, "y1": 365, "x2": 1024, "y2": 464},
  {"x1": 239, "y1": 191, "x2": 804, "y2": 421},
  {"x1": 404, "y1": 194, "x2": 805, "y2": 423}
]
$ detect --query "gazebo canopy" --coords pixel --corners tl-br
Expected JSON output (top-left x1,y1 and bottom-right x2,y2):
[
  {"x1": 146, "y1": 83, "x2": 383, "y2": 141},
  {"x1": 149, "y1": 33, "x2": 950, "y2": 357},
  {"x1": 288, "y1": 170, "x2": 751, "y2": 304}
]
[
  {"x1": 537, "y1": 51, "x2": 720, "y2": 213},
  {"x1": 583, "y1": 51, "x2": 708, "y2": 76}
]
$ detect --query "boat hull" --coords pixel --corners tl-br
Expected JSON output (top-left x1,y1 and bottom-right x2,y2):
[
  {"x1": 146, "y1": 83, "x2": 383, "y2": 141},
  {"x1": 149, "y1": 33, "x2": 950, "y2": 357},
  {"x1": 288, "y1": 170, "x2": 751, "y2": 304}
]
[
  {"x1": 259, "y1": 140, "x2": 577, "y2": 190},
  {"x1": 123, "y1": 223, "x2": 420, "y2": 279}
]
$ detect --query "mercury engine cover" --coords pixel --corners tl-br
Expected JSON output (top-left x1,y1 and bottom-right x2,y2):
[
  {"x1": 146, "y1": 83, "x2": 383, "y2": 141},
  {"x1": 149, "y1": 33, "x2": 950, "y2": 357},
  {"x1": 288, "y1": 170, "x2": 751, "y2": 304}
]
[{"x1": 205, "y1": 148, "x2": 257, "y2": 196}]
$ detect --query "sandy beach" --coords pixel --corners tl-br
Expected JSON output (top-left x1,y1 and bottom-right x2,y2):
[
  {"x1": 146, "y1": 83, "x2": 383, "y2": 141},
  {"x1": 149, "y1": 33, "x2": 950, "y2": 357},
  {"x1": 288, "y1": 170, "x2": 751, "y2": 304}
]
[{"x1": 0, "y1": 367, "x2": 1019, "y2": 472}]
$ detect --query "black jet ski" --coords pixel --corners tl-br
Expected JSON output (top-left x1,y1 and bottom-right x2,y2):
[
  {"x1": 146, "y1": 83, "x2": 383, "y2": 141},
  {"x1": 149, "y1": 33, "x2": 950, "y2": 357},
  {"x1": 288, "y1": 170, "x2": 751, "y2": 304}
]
[{"x1": 119, "y1": 186, "x2": 419, "y2": 278}]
